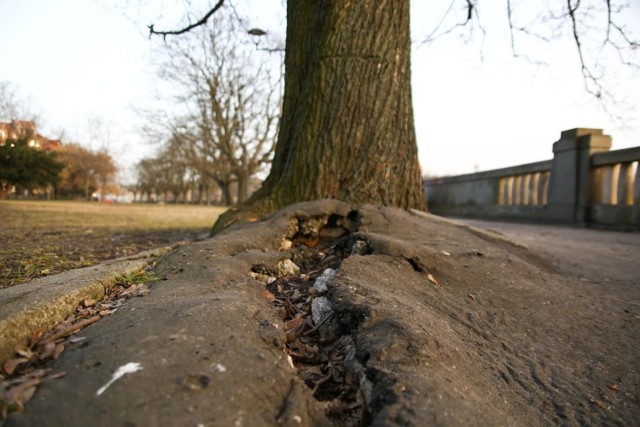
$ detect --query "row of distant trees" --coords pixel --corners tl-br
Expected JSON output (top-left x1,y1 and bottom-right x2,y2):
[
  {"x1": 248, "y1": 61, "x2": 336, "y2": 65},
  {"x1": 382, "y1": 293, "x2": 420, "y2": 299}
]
[
  {"x1": 134, "y1": 8, "x2": 280, "y2": 206},
  {"x1": 0, "y1": 137, "x2": 117, "y2": 200}
]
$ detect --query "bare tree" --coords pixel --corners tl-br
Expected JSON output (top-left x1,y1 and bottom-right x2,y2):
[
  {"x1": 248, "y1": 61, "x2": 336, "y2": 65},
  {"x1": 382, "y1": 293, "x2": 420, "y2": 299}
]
[
  {"x1": 147, "y1": 5, "x2": 280, "y2": 205},
  {"x1": 0, "y1": 81, "x2": 41, "y2": 124},
  {"x1": 421, "y1": 0, "x2": 639, "y2": 114}
]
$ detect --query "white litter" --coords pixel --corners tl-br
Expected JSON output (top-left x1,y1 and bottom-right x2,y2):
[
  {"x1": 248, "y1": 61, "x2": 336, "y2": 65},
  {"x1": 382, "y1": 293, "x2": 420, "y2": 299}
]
[{"x1": 96, "y1": 362, "x2": 143, "y2": 396}]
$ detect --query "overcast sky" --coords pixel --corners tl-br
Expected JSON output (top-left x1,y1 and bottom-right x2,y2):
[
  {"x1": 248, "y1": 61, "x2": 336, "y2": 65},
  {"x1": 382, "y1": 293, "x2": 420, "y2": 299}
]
[{"x1": 1, "y1": 0, "x2": 638, "y2": 181}]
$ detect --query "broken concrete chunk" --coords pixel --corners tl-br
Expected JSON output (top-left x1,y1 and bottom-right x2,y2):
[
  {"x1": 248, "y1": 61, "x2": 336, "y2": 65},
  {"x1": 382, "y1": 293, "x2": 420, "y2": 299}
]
[
  {"x1": 311, "y1": 297, "x2": 333, "y2": 326},
  {"x1": 313, "y1": 268, "x2": 336, "y2": 293},
  {"x1": 351, "y1": 240, "x2": 370, "y2": 256},
  {"x1": 249, "y1": 272, "x2": 276, "y2": 285},
  {"x1": 279, "y1": 239, "x2": 293, "y2": 251},
  {"x1": 276, "y1": 258, "x2": 300, "y2": 277}
]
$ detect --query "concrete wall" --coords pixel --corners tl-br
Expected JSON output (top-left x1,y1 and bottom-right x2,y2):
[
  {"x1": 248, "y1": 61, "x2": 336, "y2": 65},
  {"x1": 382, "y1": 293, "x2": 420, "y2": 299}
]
[{"x1": 425, "y1": 128, "x2": 640, "y2": 228}]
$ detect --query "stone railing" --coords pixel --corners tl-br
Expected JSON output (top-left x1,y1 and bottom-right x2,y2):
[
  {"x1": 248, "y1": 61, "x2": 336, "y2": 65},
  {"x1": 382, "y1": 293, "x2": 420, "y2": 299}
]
[
  {"x1": 425, "y1": 128, "x2": 640, "y2": 227},
  {"x1": 588, "y1": 146, "x2": 640, "y2": 226},
  {"x1": 497, "y1": 164, "x2": 551, "y2": 207}
]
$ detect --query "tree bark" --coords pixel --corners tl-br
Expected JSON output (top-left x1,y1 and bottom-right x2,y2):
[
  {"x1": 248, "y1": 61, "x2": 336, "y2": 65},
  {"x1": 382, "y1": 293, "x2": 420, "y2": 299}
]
[
  {"x1": 236, "y1": 170, "x2": 249, "y2": 204},
  {"x1": 213, "y1": 0, "x2": 426, "y2": 232}
]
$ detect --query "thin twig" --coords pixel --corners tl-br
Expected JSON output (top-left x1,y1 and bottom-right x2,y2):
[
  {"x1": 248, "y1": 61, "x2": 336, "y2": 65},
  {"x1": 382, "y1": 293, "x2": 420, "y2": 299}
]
[{"x1": 148, "y1": 0, "x2": 225, "y2": 38}]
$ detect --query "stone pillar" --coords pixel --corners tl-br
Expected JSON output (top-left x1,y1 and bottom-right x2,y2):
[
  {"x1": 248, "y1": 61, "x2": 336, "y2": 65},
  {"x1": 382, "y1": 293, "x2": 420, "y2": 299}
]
[{"x1": 547, "y1": 128, "x2": 611, "y2": 223}]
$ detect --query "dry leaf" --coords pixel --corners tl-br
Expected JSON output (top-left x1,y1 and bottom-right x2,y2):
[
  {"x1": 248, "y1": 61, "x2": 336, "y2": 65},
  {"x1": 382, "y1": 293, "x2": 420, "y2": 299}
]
[
  {"x1": 46, "y1": 371, "x2": 67, "y2": 380},
  {"x1": 607, "y1": 384, "x2": 619, "y2": 391},
  {"x1": 3, "y1": 358, "x2": 29, "y2": 376},
  {"x1": 468, "y1": 293, "x2": 477, "y2": 301},
  {"x1": 15, "y1": 348, "x2": 34, "y2": 360},
  {"x1": 83, "y1": 298, "x2": 98, "y2": 307},
  {"x1": 39, "y1": 342, "x2": 56, "y2": 360},
  {"x1": 263, "y1": 289, "x2": 276, "y2": 302},
  {"x1": 301, "y1": 236, "x2": 320, "y2": 247},
  {"x1": 589, "y1": 396, "x2": 611, "y2": 410},
  {"x1": 3, "y1": 378, "x2": 40, "y2": 407},
  {"x1": 427, "y1": 273, "x2": 439, "y2": 287},
  {"x1": 53, "y1": 343, "x2": 65, "y2": 359},
  {"x1": 29, "y1": 330, "x2": 44, "y2": 348}
]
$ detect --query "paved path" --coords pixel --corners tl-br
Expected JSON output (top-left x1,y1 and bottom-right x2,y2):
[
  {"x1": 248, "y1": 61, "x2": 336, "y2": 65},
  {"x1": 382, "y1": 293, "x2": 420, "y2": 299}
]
[
  {"x1": 461, "y1": 219, "x2": 640, "y2": 287},
  {"x1": 2, "y1": 208, "x2": 639, "y2": 426}
]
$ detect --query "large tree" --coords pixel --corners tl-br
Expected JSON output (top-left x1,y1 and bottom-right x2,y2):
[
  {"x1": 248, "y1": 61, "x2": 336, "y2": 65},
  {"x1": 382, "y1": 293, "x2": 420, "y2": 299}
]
[{"x1": 212, "y1": 0, "x2": 425, "y2": 231}]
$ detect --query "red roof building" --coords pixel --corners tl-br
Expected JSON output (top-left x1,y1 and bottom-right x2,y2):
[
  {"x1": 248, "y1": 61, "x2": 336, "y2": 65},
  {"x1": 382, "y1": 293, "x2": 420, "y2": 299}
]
[{"x1": 0, "y1": 120, "x2": 62, "y2": 151}]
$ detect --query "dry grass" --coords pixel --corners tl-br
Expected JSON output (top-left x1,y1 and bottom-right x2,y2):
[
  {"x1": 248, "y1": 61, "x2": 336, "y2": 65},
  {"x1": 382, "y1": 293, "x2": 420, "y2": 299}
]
[{"x1": 0, "y1": 201, "x2": 226, "y2": 288}]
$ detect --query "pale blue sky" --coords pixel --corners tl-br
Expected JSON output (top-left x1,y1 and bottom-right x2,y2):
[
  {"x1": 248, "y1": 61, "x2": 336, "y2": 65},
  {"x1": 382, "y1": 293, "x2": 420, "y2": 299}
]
[{"x1": 1, "y1": 0, "x2": 638, "y2": 180}]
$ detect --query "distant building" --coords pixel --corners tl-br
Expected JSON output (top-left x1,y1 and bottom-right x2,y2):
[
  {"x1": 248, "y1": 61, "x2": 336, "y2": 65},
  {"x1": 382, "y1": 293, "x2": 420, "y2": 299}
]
[{"x1": 0, "y1": 120, "x2": 62, "y2": 151}]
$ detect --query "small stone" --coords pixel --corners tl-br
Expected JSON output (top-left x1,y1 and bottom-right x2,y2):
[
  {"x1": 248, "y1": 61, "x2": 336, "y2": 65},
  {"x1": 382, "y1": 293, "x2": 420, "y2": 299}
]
[
  {"x1": 311, "y1": 297, "x2": 333, "y2": 325},
  {"x1": 276, "y1": 259, "x2": 300, "y2": 277},
  {"x1": 313, "y1": 268, "x2": 336, "y2": 293},
  {"x1": 249, "y1": 271, "x2": 276, "y2": 285},
  {"x1": 279, "y1": 239, "x2": 293, "y2": 251},
  {"x1": 351, "y1": 240, "x2": 370, "y2": 255}
]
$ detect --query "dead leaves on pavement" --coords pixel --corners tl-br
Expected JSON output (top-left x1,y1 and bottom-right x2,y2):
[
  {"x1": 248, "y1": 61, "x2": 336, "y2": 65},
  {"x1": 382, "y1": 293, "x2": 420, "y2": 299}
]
[{"x1": 0, "y1": 271, "x2": 154, "y2": 420}]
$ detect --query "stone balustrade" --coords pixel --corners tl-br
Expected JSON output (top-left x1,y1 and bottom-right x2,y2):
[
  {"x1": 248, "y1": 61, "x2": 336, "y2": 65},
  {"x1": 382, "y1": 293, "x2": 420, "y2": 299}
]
[{"x1": 425, "y1": 128, "x2": 640, "y2": 228}]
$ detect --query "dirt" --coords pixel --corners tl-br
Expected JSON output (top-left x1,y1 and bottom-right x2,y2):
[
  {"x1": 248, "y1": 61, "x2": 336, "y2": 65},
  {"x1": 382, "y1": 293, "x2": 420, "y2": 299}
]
[
  {"x1": 0, "y1": 227, "x2": 207, "y2": 288},
  {"x1": 4, "y1": 200, "x2": 639, "y2": 426}
]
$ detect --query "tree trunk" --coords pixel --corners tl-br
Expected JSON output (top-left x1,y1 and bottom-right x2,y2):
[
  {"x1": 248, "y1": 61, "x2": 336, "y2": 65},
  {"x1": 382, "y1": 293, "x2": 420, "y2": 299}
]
[
  {"x1": 215, "y1": 179, "x2": 233, "y2": 206},
  {"x1": 213, "y1": 0, "x2": 426, "y2": 232},
  {"x1": 236, "y1": 170, "x2": 249, "y2": 204}
]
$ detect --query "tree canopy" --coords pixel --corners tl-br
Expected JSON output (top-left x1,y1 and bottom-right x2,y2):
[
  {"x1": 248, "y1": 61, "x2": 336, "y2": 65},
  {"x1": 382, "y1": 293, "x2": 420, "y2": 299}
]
[{"x1": 0, "y1": 138, "x2": 63, "y2": 198}]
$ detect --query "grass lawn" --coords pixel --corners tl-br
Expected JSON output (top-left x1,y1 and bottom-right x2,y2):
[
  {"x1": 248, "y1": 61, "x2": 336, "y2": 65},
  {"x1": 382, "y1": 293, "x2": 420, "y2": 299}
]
[{"x1": 0, "y1": 200, "x2": 226, "y2": 288}]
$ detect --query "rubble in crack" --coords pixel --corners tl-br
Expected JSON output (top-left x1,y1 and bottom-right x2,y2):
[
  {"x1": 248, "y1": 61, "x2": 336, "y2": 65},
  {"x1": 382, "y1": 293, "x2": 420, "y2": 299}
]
[{"x1": 251, "y1": 211, "x2": 375, "y2": 425}]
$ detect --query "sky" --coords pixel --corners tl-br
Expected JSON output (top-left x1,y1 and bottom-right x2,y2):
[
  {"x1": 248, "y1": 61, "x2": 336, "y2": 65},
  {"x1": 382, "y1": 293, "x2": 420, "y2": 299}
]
[{"x1": 0, "y1": 0, "x2": 639, "y2": 182}]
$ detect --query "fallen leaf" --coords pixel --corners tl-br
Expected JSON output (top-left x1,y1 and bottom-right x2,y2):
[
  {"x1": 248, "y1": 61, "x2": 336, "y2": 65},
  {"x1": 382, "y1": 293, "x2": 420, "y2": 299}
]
[
  {"x1": 53, "y1": 343, "x2": 65, "y2": 359},
  {"x1": 468, "y1": 293, "x2": 477, "y2": 301},
  {"x1": 29, "y1": 330, "x2": 44, "y2": 348},
  {"x1": 83, "y1": 298, "x2": 98, "y2": 307},
  {"x1": 263, "y1": 289, "x2": 276, "y2": 302},
  {"x1": 589, "y1": 396, "x2": 611, "y2": 410},
  {"x1": 39, "y1": 342, "x2": 56, "y2": 360},
  {"x1": 46, "y1": 371, "x2": 67, "y2": 380},
  {"x1": 607, "y1": 384, "x2": 619, "y2": 391},
  {"x1": 441, "y1": 250, "x2": 451, "y2": 256},
  {"x1": 15, "y1": 348, "x2": 34, "y2": 360},
  {"x1": 427, "y1": 273, "x2": 439, "y2": 287},
  {"x1": 300, "y1": 236, "x2": 320, "y2": 247},
  {"x1": 3, "y1": 358, "x2": 29, "y2": 376},
  {"x1": 3, "y1": 379, "x2": 40, "y2": 408}
]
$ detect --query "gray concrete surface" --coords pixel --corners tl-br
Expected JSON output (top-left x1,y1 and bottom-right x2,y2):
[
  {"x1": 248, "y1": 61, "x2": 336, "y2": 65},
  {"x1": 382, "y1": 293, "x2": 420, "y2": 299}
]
[
  {"x1": 462, "y1": 218, "x2": 640, "y2": 287},
  {"x1": 0, "y1": 247, "x2": 170, "y2": 365},
  {"x1": 2, "y1": 204, "x2": 639, "y2": 425}
]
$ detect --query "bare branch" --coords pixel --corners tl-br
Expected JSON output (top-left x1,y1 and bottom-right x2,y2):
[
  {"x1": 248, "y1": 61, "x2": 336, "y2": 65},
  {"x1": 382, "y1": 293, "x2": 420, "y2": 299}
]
[{"x1": 148, "y1": 0, "x2": 225, "y2": 38}]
